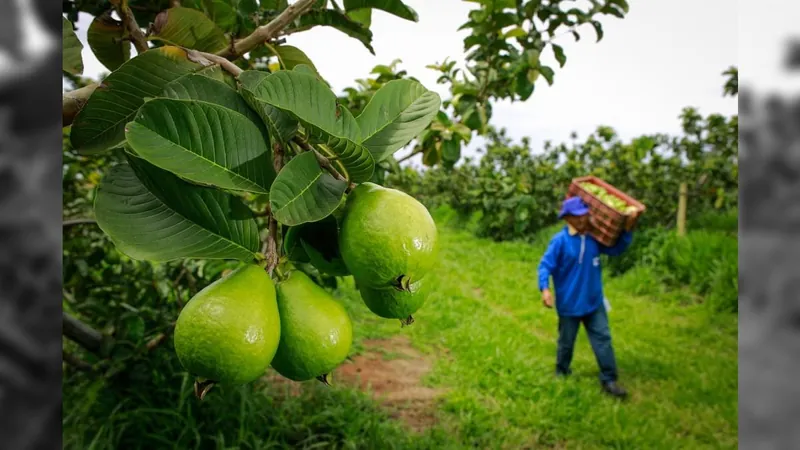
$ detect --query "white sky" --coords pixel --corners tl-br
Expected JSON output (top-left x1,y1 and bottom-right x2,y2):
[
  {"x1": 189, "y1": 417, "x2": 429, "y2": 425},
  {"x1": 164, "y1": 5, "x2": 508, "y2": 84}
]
[{"x1": 70, "y1": 0, "x2": 745, "y2": 164}]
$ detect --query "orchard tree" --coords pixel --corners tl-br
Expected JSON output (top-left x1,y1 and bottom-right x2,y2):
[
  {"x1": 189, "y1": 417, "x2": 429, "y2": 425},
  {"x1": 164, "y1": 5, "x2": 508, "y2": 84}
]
[{"x1": 61, "y1": 0, "x2": 628, "y2": 396}]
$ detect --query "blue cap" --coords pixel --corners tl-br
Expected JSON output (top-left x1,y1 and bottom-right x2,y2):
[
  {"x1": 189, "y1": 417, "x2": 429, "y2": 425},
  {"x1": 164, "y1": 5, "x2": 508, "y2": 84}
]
[{"x1": 558, "y1": 196, "x2": 590, "y2": 219}]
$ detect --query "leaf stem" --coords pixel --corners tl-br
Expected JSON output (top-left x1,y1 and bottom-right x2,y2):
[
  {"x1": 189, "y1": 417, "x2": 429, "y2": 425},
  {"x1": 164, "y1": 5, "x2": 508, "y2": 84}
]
[{"x1": 291, "y1": 136, "x2": 355, "y2": 190}]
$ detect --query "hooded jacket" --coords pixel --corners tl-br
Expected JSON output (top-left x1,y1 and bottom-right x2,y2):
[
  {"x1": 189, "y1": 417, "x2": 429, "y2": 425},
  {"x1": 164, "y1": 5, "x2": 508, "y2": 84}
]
[{"x1": 538, "y1": 226, "x2": 633, "y2": 317}]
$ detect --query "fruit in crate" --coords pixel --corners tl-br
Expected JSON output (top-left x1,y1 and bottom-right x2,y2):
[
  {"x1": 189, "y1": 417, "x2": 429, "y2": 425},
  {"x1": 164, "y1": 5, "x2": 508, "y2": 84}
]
[{"x1": 579, "y1": 182, "x2": 638, "y2": 214}]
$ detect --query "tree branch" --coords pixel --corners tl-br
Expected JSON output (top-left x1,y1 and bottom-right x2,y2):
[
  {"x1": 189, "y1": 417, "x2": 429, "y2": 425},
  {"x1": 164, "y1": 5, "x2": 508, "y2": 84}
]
[
  {"x1": 63, "y1": 218, "x2": 97, "y2": 227},
  {"x1": 216, "y1": 0, "x2": 317, "y2": 59},
  {"x1": 265, "y1": 144, "x2": 285, "y2": 275},
  {"x1": 116, "y1": 2, "x2": 149, "y2": 54},
  {"x1": 397, "y1": 148, "x2": 422, "y2": 164},
  {"x1": 188, "y1": 50, "x2": 244, "y2": 77},
  {"x1": 291, "y1": 136, "x2": 355, "y2": 189},
  {"x1": 63, "y1": 312, "x2": 108, "y2": 357},
  {"x1": 63, "y1": 83, "x2": 99, "y2": 126}
]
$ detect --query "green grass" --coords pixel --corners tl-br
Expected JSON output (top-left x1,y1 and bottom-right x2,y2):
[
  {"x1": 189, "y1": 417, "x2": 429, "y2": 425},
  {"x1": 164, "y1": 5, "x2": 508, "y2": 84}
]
[{"x1": 63, "y1": 221, "x2": 738, "y2": 449}]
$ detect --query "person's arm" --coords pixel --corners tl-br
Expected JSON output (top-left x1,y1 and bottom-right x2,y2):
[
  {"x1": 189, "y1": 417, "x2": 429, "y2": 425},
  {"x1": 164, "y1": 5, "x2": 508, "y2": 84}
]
[
  {"x1": 538, "y1": 236, "x2": 561, "y2": 292},
  {"x1": 599, "y1": 230, "x2": 633, "y2": 256}
]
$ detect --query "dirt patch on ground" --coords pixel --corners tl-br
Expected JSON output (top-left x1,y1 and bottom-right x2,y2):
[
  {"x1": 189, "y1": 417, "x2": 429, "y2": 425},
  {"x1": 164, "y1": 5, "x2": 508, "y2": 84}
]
[
  {"x1": 336, "y1": 336, "x2": 447, "y2": 432},
  {"x1": 263, "y1": 336, "x2": 446, "y2": 432}
]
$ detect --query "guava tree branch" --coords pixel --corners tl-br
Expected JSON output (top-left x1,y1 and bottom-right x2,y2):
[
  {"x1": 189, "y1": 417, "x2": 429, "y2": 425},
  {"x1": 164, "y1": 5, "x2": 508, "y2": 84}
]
[
  {"x1": 397, "y1": 148, "x2": 422, "y2": 164},
  {"x1": 63, "y1": 83, "x2": 99, "y2": 126},
  {"x1": 63, "y1": 312, "x2": 108, "y2": 357},
  {"x1": 187, "y1": 50, "x2": 243, "y2": 77},
  {"x1": 216, "y1": 0, "x2": 317, "y2": 59},
  {"x1": 291, "y1": 136, "x2": 354, "y2": 189},
  {"x1": 264, "y1": 144, "x2": 285, "y2": 274},
  {"x1": 115, "y1": 2, "x2": 149, "y2": 54}
]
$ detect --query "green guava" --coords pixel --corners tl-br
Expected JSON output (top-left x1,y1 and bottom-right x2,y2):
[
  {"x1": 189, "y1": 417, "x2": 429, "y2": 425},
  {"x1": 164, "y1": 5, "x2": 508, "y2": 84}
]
[
  {"x1": 173, "y1": 264, "x2": 280, "y2": 385},
  {"x1": 339, "y1": 182, "x2": 437, "y2": 289},
  {"x1": 271, "y1": 270, "x2": 353, "y2": 382},
  {"x1": 358, "y1": 278, "x2": 427, "y2": 320}
]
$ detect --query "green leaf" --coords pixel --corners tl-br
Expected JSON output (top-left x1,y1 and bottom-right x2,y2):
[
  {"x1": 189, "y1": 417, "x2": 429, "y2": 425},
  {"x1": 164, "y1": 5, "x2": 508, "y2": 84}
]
[
  {"x1": 441, "y1": 138, "x2": 460, "y2": 163},
  {"x1": 238, "y1": 70, "x2": 300, "y2": 148},
  {"x1": 125, "y1": 98, "x2": 274, "y2": 194},
  {"x1": 269, "y1": 152, "x2": 348, "y2": 226},
  {"x1": 357, "y1": 79, "x2": 441, "y2": 162},
  {"x1": 240, "y1": 70, "x2": 375, "y2": 182},
  {"x1": 503, "y1": 27, "x2": 527, "y2": 39},
  {"x1": 151, "y1": 7, "x2": 228, "y2": 52},
  {"x1": 203, "y1": 0, "x2": 238, "y2": 32},
  {"x1": 299, "y1": 217, "x2": 350, "y2": 276},
  {"x1": 296, "y1": 10, "x2": 375, "y2": 54},
  {"x1": 540, "y1": 65, "x2": 554, "y2": 85},
  {"x1": 94, "y1": 155, "x2": 260, "y2": 262},
  {"x1": 62, "y1": 17, "x2": 83, "y2": 75},
  {"x1": 269, "y1": 44, "x2": 320, "y2": 75},
  {"x1": 552, "y1": 43, "x2": 566, "y2": 68},
  {"x1": 347, "y1": 8, "x2": 372, "y2": 27},
  {"x1": 591, "y1": 20, "x2": 603, "y2": 42},
  {"x1": 343, "y1": 0, "x2": 419, "y2": 22},
  {"x1": 161, "y1": 74, "x2": 262, "y2": 126},
  {"x1": 87, "y1": 11, "x2": 131, "y2": 72},
  {"x1": 71, "y1": 46, "x2": 204, "y2": 154},
  {"x1": 515, "y1": 69, "x2": 534, "y2": 100},
  {"x1": 609, "y1": 0, "x2": 630, "y2": 13}
]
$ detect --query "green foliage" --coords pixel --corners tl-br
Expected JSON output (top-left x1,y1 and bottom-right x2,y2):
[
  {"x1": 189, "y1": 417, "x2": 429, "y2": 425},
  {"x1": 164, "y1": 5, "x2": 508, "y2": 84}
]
[
  {"x1": 388, "y1": 105, "x2": 738, "y2": 242},
  {"x1": 87, "y1": 11, "x2": 130, "y2": 71},
  {"x1": 62, "y1": 16, "x2": 84, "y2": 75},
  {"x1": 269, "y1": 152, "x2": 348, "y2": 226}
]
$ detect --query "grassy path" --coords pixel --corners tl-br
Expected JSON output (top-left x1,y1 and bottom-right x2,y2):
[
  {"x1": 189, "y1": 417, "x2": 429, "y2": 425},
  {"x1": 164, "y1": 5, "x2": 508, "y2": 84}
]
[{"x1": 334, "y1": 226, "x2": 738, "y2": 449}]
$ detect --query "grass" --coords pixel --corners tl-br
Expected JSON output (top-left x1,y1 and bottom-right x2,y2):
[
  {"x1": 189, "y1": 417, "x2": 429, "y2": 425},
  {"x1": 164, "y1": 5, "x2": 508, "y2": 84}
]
[{"x1": 63, "y1": 220, "x2": 738, "y2": 449}]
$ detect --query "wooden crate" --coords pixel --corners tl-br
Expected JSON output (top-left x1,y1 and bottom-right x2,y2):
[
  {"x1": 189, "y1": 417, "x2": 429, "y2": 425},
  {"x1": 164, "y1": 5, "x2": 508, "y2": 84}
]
[{"x1": 566, "y1": 175, "x2": 646, "y2": 246}]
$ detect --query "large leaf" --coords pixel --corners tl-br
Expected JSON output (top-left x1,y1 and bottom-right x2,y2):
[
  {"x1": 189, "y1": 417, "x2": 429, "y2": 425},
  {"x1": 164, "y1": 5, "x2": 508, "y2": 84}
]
[
  {"x1": 357, "y1": 79, "x2": 441, "y2": 162},
  {"x1": 71, "y1": 46, "x2": 204, "y2": 154},
  {"x1": 94, "y1": 156, "x2": 261, "y2": 262},
  {"x1": 347, "y1": 8, "x2": 372, "y2": 27},
  {"x1": 151, "y1": 7, "x2": 228, "y2": 52},
  {"x1": 125, "y1": 98, "x2": 274, "y2": 194},
  {"x1": 162, "y1": 73, "x2": 262, "y2": 125},
  {"x1": 240, "y1": 70, "x2": 375, "y2": 182},
  {"x1": 62, "y1": 17, "x2": 83, "y2": 75},
  {"x1": 343, "y1": 0, "x2": 418, "y2": 22},
  {"x1": 269, "y1": 151, "x2": 347, "y2": 226},
  {"x1": 295, "y1": 10, "x2": 374, "y2": 54},
  {"x1": 87, "y1": 11, "x2": 131, "y2": 72},
  {"x1": 238, "y1": 71, "x2": 299, "y2": 148},
  {"x1": 269, "y1": 44, "x2": 319, "y2": 74}
]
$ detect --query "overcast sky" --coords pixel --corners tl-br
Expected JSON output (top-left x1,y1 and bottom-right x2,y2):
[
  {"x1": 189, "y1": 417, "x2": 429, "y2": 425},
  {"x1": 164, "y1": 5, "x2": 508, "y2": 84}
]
[{"x1": 71, "y1": 0, "x2": 743, "y2": 163}]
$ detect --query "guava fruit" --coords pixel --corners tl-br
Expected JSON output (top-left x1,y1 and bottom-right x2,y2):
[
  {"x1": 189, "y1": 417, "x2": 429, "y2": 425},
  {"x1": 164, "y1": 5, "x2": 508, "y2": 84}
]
[
  {"x1": 271, "y1": 270, "x2": 353, "y2": 382},
  {"x1": 358, "y1": 278, "x2": 427, "y2": 321},
  {"x1": 173, "y1": 264, "x2": 280, "y2": 386},
  {"x1": 339, "y1": 182, "x2": 437, "y2": 289}
]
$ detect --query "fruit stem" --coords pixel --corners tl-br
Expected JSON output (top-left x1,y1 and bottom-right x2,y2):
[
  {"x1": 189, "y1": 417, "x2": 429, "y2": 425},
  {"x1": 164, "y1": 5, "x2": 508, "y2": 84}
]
[
  {"x1": 316, "y1": 374, "x2": 331, "y2": 386},
  {"x1": 400, "y1": 315, "x2": 415, "y2": 327}
]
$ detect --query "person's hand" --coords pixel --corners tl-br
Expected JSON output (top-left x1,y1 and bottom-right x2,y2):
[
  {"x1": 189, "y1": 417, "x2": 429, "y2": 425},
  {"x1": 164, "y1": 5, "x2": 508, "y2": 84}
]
[{"x1": 542, "y1": 289, "x2": 554, "y2": 308}]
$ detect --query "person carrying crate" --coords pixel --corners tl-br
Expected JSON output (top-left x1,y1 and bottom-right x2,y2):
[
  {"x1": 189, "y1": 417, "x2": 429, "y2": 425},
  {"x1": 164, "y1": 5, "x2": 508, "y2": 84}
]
[{"x1": 538, "y1": 196, "x2": 639, "y2": 398}]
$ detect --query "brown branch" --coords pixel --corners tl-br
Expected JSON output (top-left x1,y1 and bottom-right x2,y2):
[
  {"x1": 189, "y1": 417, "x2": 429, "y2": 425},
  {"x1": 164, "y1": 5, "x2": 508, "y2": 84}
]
[
  {"x1": 291, "y1": 137, "x2": 355, "y2": 189},
  {"x1": 115, "y1": 2, "x2": 149, "y2": 54},
  {"x1": 63, "y1": 352, "x2": 94, "y2": 372},
  {"x1": 63, "y1": 218, "x2": 97, "y2": 227},
  {"x1": 63, "y1": 83, "x2": 99, "y2": 126},
  {"x1": 187, "y1": 50, "x2": 244, "y2": 77},
  {"x1": 397, "y1": 148, "x2": 423, "y2": 164},
  {"x1": 264, "y1": 144, "x2": 285, "y2": 274},
  {"x1": 216, "y1": 0, "x2": 317, "y2": 59},
  {"x1": 63, "y1": 312, "x2": 109, "y2": 357}
]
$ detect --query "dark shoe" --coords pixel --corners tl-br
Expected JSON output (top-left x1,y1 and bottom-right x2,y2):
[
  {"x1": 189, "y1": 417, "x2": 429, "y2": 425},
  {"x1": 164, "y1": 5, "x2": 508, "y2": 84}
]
[{"x1": 601, "y1": 381, "x2": 628, "y2": 398}]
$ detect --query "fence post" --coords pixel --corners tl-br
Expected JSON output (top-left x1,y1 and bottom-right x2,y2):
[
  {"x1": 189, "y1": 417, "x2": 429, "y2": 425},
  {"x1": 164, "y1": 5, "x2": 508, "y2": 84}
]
[{"x1": 677, "y1": 182, "x2": 687, "y2": 236}]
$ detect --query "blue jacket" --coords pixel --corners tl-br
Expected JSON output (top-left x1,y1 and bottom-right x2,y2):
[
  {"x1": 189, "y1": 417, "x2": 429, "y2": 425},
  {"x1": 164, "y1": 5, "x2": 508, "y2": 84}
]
[{"x1": 538, "y1": 226, "x2": 633, "y2": 317}]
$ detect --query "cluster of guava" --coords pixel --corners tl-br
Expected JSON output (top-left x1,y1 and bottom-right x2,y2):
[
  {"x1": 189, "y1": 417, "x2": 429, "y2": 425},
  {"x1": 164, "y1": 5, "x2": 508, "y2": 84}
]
[{"x1": 173, "y1": 183, "x2": 437, "y2": 390}]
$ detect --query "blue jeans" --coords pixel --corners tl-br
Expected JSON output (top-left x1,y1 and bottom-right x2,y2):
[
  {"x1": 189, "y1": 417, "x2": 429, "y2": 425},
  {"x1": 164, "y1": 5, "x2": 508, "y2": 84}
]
[{"x1": 556, "y1": 306, "x2": 618, "y2": 383}]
